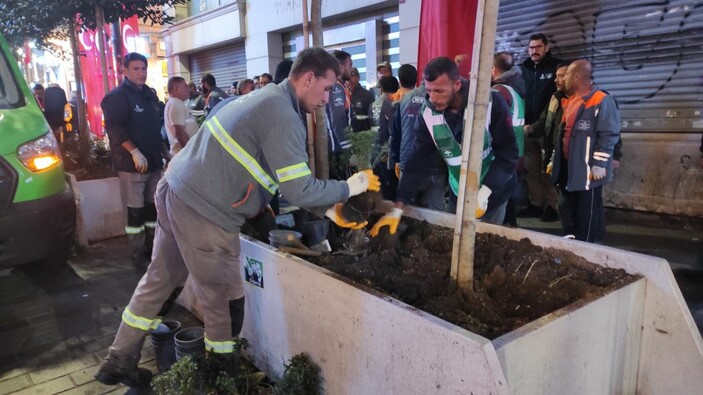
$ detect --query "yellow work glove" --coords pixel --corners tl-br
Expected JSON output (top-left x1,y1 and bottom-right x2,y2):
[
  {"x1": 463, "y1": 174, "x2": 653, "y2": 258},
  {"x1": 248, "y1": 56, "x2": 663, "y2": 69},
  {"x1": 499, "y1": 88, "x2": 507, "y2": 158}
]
[
  {"x1": 346, "y1": 169, "x2": 381, "y2": 197},
  {"x1": 394, "y1": 163, "x2": 401, "y2": 179},
  {"x1": 369, "y1": 208, "x2": 403, "y2": 237},
  {"x1": 590, "y1": 165, "x2": 606, "y2": 180},
  {"x1": 325, "y1": 203, "x2": 367, "y2": 230},
  {"x1": 546, "y1": 161, "x2": 553, "y2": 175},
  {"x1": 475, "y1": 185, "x2": 492, "y2": 219}
]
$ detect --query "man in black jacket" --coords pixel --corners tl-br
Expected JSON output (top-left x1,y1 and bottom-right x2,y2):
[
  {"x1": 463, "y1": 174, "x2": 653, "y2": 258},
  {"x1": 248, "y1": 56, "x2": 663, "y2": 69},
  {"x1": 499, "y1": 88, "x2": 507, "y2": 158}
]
[
  {"x1": 520, "y1": 33, "x2": 561, "y2": 221},
  {"x1": 101, "y1": 53, "x2": 164, "y2": 263}
]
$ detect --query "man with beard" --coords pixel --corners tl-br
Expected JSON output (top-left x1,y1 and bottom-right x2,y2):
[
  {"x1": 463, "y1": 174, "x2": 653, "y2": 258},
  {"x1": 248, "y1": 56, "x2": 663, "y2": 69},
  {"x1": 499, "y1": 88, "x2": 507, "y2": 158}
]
[
  {"x1": 520, "y1": 33, "x2": 561, "y2": 221},
  {"x1": 547, "y1": 59, "x2": 620, "y2": 243},
  {"x1": 201, "y1": 73, "x2": 229, "y2": 114},
  {"x1": 371, "y1": 57, "x2": 518, "y2": 237}
]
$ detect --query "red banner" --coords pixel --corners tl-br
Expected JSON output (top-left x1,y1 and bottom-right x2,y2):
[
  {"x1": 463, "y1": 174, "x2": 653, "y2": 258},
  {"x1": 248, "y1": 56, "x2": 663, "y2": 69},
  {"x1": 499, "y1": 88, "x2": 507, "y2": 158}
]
[
  {"x1": 78, "y1": 16, "x2": 140, "y2": 137},
  {"x1": 417, "y1": 0, "x2": 478, "y2": 82}
]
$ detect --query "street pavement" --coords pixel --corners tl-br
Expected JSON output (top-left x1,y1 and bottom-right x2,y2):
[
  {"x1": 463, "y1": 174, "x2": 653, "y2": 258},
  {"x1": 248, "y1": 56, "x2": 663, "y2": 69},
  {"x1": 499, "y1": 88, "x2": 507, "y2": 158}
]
[
  {"x1": 0, "y1": 237, "x2": 200, "y2": 395},
  {"x1": 0, "y1": 208, "x2": 701, "y2": 394}
]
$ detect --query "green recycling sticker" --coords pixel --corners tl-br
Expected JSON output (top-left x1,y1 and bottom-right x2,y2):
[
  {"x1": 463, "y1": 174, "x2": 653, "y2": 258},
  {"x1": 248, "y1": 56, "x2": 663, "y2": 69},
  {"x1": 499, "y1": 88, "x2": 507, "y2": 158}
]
[{"x1": 244, "y1": 256, "x2": 264, "y2": 288}]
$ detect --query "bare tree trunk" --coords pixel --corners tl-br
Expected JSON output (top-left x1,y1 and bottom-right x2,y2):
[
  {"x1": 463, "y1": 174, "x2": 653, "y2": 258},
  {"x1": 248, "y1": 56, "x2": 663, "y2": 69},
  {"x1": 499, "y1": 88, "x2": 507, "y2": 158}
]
[
  {"x1": 310, "y1": 0, "x2": 329, "y2": 179},
  {"x1": 95, "y1": 4, "x2": 110, "y2": 94},
  {"x1": 68, "y1": 19, "x2": 92, "y2": 168},
  {"x1": 301, "y1": 0, "x2": 316, "y2": 176},
  {"x1": 451, "y1": 0, "x2": 500, "y2": 292},
  {"x1": 311, "y1": 0, "x2": 322, "y2": 46}
]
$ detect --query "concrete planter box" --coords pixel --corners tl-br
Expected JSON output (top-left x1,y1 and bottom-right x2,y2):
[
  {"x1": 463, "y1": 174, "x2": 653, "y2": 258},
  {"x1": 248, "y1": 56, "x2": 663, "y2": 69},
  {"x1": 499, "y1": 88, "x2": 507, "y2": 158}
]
[
  {"x1": 177, "y1": 207, "x2": 703, "y2": 394},
  {"x1": 68, "y1": 175, "x2": 124, "y2": 245}
]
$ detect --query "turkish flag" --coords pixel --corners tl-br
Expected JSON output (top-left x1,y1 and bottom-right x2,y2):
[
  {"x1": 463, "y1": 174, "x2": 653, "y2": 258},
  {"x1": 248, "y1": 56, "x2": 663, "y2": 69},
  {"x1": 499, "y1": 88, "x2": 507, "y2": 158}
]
[
  {"x1": 417, "y1": 0, "x2": 479, "y2": 82},
  {"x1": 77, "y1": 16, "x2": 140, "y2": 136}
]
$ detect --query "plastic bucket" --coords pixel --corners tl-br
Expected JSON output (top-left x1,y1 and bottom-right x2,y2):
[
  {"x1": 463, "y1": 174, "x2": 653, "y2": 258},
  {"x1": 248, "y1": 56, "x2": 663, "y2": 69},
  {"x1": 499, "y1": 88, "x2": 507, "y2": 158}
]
[
  {"x1": 174, "y1": 327, "x2": 205, "y2": 361},
  {"x1": 150, "y1": 320, "x2": 181, "y2": 372},
  {"x1": 304, "y1": 219, "x2": 330, "y2": 246}
]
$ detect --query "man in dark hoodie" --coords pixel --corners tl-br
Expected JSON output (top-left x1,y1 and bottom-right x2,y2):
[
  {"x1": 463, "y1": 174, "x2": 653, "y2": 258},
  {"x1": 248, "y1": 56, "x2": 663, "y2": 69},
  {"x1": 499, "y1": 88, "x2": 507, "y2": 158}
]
[{"x1": 520, "y1": 33, "x2": 561, "y2": 221}]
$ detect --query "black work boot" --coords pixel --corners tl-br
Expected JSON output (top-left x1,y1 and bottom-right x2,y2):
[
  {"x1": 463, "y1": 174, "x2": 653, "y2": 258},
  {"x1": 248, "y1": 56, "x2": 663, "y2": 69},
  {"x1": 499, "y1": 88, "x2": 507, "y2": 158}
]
[{"x1": 95, "y1": 353, "x2": 152, "y2": 387}]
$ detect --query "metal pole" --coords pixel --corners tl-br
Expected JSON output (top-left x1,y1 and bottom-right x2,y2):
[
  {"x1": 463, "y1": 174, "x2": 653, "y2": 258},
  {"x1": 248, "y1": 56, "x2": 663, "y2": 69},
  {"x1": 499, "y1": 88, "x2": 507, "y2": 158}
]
[{"x1": 451, "y1": 0, "x2": 500, "y2": 292}]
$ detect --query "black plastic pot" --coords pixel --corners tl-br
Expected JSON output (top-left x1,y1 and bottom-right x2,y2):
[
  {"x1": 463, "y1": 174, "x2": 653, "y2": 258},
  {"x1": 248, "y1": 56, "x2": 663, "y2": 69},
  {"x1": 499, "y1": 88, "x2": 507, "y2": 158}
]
[
  {"x1": 151, "y1": 320, "x2": 181, "y2": 372},
  {"x1": 174, "y1": 327, "x2": 205, "y2": 361}
]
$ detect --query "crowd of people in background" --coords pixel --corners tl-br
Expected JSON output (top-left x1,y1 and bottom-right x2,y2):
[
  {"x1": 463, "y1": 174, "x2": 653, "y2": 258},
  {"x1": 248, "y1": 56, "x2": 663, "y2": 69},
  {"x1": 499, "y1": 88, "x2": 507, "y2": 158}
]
[
  {"x1": 29, "y1": 34, "x2": 630, "y2": 249},
  {"x1": 318, "y1": 33, "x2": 625, "y2": 245}
]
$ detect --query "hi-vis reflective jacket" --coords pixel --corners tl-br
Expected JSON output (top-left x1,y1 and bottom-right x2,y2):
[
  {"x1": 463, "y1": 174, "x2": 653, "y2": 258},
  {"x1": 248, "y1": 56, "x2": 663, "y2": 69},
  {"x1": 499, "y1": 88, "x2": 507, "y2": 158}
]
[
  {"x1": 550, "y1": 86, "x2": 621, "y2": 192},
  {"x1": 166, "y1": 79, "x2": 349, "y2": 232}
]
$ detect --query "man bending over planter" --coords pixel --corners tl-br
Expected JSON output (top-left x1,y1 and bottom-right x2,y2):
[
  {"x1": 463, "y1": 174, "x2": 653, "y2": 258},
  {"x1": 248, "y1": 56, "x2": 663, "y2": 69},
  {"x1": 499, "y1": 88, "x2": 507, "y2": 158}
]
[
  {"x1": 371, "y1": 56, "x2": 518, "y2": 237},
  {"x1": 95, "y1": 47, "x2": 381, "y2": 387}
]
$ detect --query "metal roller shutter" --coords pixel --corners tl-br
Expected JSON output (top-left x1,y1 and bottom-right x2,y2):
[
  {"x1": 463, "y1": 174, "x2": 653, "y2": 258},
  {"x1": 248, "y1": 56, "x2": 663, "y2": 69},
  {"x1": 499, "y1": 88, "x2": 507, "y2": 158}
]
[
  {"x1": 496, "y1": 0, "x2": 703, "y2": 132},
  {"x1": 189, "y1": 42, "x2": 247, "y2": 88}
]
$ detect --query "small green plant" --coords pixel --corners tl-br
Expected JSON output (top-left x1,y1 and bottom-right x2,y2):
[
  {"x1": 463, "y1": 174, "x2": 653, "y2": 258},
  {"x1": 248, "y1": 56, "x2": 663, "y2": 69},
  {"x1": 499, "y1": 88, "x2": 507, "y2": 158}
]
[
  {"x1": 151, "y1": 354, "x2": 199, "y2": 394},
  {"x1": 152, "y1": 338, "x2": 272, "y2": 395},
  {"x1": 348, "y1": 129, "x2": 382, "y2": 170},
  {"x1": 273, "y1": 353, "x2": 321, "y2": 395}
]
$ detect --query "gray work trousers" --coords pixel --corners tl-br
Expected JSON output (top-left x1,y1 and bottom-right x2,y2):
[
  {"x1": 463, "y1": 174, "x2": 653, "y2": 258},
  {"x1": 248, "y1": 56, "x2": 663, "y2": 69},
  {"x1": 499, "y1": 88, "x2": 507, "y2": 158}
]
[
  {"x1": 109, "y1": 178, "x2": 244, "y2": 358},
  {"x1": 118, "y1": 171, "x2": 162, "y2": 257},
  {"x1": 523, "y1": 136, "x2": 558, "y2": 209}
]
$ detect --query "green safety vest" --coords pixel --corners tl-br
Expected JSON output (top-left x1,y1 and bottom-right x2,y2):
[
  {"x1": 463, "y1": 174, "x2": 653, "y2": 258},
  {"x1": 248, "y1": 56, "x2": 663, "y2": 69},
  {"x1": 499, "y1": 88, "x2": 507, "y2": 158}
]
[
  {"x1": 492, "y1": 84, "x2": 525, "y2": 156},
  {"x1": 421, "y1": 102, "x2": 494, "y2": 196}
]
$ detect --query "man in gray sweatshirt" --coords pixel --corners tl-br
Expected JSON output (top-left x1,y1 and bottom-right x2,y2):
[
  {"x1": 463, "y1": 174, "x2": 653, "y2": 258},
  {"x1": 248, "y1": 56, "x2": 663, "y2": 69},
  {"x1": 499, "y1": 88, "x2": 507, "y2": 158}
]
[{"x1": 96, "y1": 48, "x2": 381, "y2": 387}]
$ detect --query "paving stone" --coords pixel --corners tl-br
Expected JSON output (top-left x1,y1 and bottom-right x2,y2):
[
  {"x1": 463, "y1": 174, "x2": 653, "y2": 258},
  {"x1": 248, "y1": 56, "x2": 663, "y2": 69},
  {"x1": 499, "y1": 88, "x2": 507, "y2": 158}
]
[
  {"x1": 68, "y1": 363, "x2": 100, "y2": 386},
  {"x1": 102, "y1": 386, "x2": 128, "y2": 394},
  {"x1": 0, "y1": 374, "x2": 32, "y2": 395},
  {"x1": 60, "y1": 378, "x2": 118, "y2": 395},
  {"x1": 81, "y1": 335, "x2": 115, "y2": 354},
  {"x1": 137, "y1": 358, "x2": 158, "y2": 374},
  {"x1": 79, "y1": 326, "x2": 116, "y2": 343},
  {"x1": 11, "y1": 376, "x2": 73, "y2": 395},
  {"x1": 0, "y1": 366, "x2": 30, "y2": 382},
  {"x1": 28, "y1": 354, "x2": 98, "y2": 384}
]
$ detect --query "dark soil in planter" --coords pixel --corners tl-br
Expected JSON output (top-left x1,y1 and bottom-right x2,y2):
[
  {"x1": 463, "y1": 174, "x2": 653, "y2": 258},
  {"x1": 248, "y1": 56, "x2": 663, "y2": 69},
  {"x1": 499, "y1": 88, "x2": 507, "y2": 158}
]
[{"x1": 310, "y1": 218, "x2": 639, "y2": 339}]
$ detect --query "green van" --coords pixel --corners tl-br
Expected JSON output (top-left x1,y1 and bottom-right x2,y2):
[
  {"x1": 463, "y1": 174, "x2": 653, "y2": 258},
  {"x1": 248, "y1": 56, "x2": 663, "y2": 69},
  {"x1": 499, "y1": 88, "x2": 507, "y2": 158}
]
[{"x1": 0, "y1": 33, "x2": 75, "y2": 265}]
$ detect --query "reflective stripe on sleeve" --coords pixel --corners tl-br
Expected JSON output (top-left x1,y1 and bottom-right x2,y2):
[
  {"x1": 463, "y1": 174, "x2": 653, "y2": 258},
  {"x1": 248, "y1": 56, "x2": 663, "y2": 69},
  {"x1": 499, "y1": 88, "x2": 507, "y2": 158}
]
[
  {"x1": 204, "y1": 336, "x2": 236, "y2": 353},
  {"x1": 446, "y1": 156, "x2": 462, "y2": 166},
  {"x1": 206, "y1": 117, "x2": 279, "y2": 195},
  {"x1": 125, "y1": 225, "x2": 145, "y2": 235},
  {"x1": 276, "y1": 162, "x2": 312, "y2": 183},
  {"x1": 122, "y1": 308, "x2": 162, "y2": 331}
]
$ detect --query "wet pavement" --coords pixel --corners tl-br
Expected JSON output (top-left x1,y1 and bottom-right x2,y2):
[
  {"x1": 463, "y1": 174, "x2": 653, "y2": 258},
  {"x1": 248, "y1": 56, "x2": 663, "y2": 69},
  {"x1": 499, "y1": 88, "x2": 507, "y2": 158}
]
[
  {"x1": 0, "y1": 208, "x2": 701, "y2": 394},
  {"x1": 0, "y1": 238, "x2": 200, "y2": 395}
]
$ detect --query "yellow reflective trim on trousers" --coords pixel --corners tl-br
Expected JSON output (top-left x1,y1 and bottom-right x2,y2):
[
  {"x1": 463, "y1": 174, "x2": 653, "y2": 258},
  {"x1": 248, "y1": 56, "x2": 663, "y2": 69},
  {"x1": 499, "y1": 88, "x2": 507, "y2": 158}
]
[
  {"x1": 206, "y1": 117, "x2": 278, "y2": 195},
  {"x1": 204, "y1": 336, "x2": 236, "y2": 353},
  {"x1": 144, "y1": 221, "x2": 156, "y2": 228},
  {"x1": 122, "y1": 308, "x2": 162, "y2": 331},
  {"x1": 276, "y1": 162, "x2": 311, "y2": 183},
  {"x1": 125, "y1": 225, "x2": 145, "y2": 235}
]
